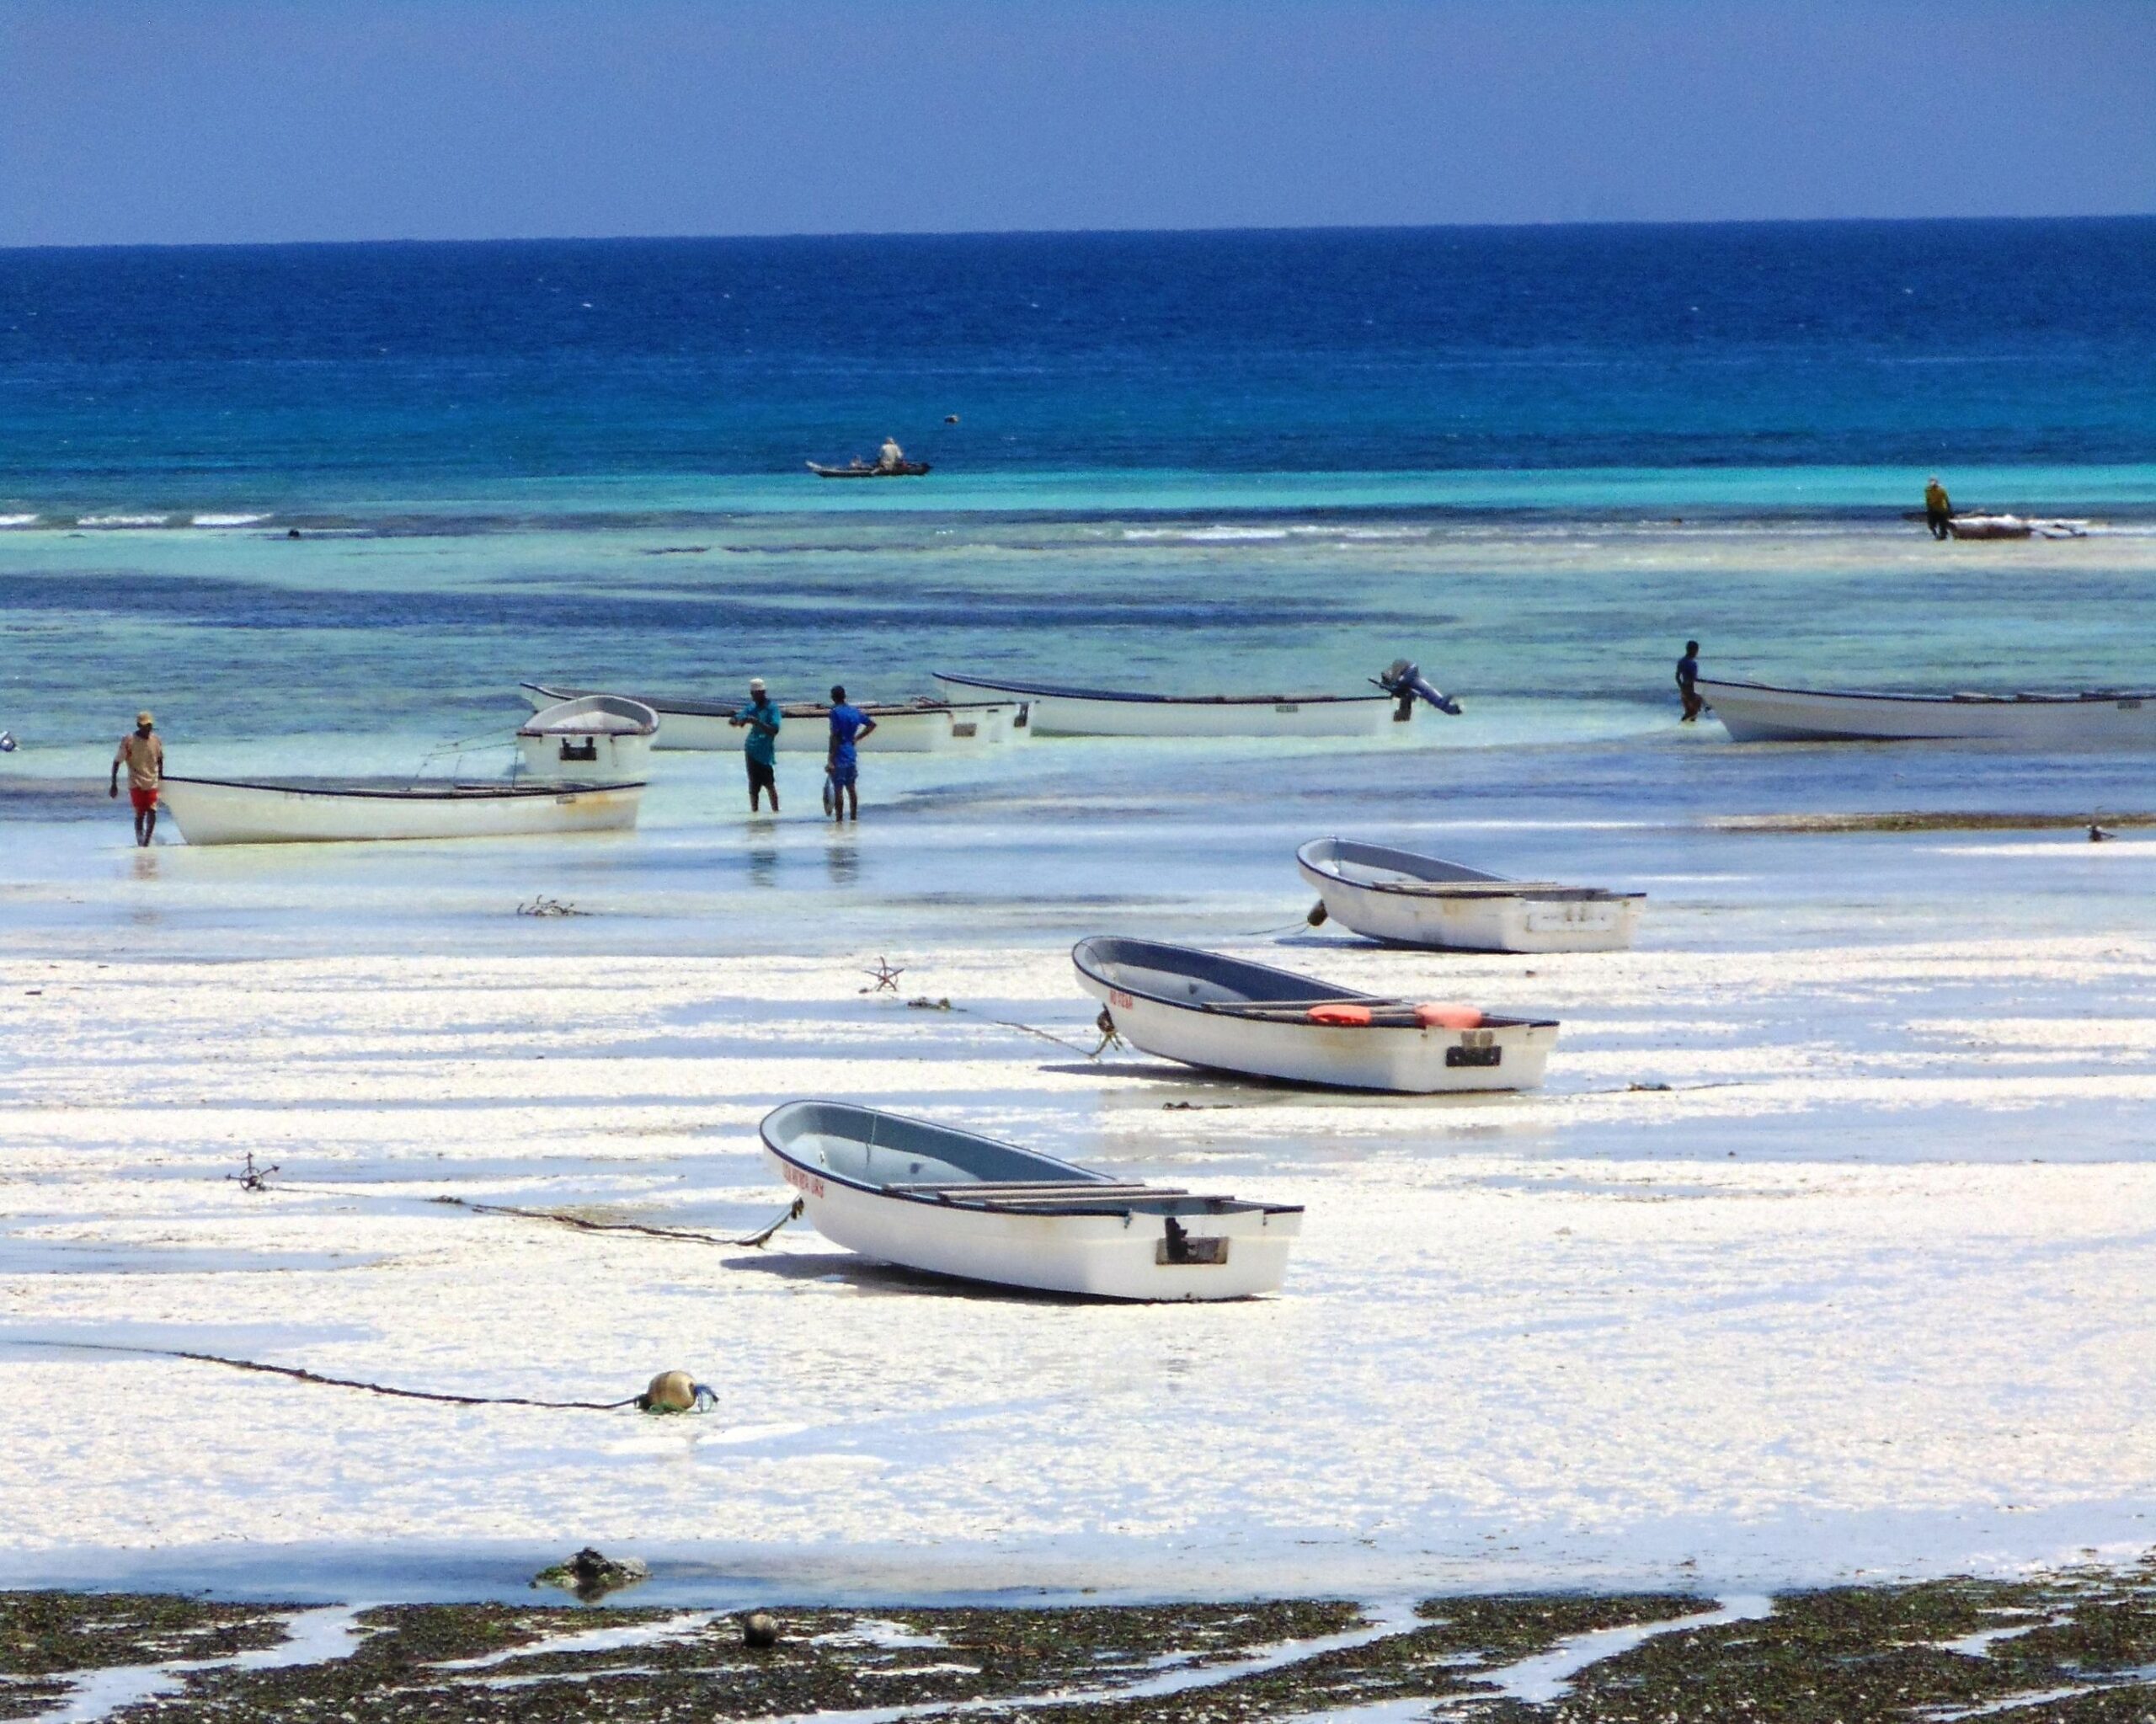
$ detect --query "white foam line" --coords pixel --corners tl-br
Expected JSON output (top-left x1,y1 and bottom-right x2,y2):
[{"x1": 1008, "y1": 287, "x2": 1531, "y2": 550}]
[
  {"x1": 432, "y1": 1610, "x2": 721, "y2": 1670},
  {"x1": 1925, "y1": 1684, "x2": 2106, "y2": 1721},
  {"x1": 1287, "y1": 1594, "x2": 1778, "y2": 1722},
  {"x1": 810, "y1": 1618, "x2": 951, "y2": 1650},
  {"x1": 757, "y1": 1597, "x2": 1426, "y2": 1724},
  {"x1": 1935, "y1": 1615, "x2": 2065, "y2": 1659},
  {"x1": 35, "y1": 1605, "x2": 366, "y2": 1723},
  {"x1": 1480, "y1": 1594, "x2": 1774, "y2": 1705}
]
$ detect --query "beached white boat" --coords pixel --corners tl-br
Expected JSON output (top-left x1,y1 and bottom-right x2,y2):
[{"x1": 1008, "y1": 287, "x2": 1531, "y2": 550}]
[
  {"x1": 934, "y1": 671, "x2": 1403, "y2": 739},
  {"x1": 157, "y1": 776, "x2": 645, "y2": 845},
  {"x1": 1696, "y1": 676, "x2": 2156, "y2": 746},
  {"x1": 1073, "y1": 937, "x2": 1556, "y2": 1093},
  {"x1": 1297, "y1": 837, "x2": 1643, "y2": 953},
  {"x1": 515, "y1": 695, "x2": 659, "y2": 782},
  {"x1": 518, "y1": 682, "x2": 1018, "y2": 753},
  {"x1": 761, "y1": 1100, "x2": 1300, "y2": 1300}
]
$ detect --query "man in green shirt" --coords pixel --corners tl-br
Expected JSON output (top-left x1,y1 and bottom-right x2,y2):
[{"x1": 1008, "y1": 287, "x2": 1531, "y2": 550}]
[{"x1": 729, "y1": 677, "x2": 783, "y2": 813}]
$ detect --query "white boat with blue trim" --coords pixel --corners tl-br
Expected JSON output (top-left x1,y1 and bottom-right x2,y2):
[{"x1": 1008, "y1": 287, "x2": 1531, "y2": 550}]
[
  {"x1": 1297, "y1": 837, "x2": 1644, "y2": 953},
  {"x1": 1073, "y1": 937, "x2": 1556, "y2": 1092},
  {"x1": 1698, "y1": 676, "x2": 2156, "y2": 746},
  {"x1": 518, "y1": 681, "x2": 1019, "y2": 752},
  {"x1": 760, "y1": 1101, "x2": 1301, "y2": 1300},
  {"x1": 932, "y1": 659, "x2": 1459, "y2": 739},
  {"x1": 157, "y1": 775, "x2": 645, "y2": 846}
]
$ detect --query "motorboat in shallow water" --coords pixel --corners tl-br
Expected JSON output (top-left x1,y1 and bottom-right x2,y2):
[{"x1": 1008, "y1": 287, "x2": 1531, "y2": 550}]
[
  {"x1": 157, "y1": 776, "x2": 645, "y2": 845},
  {"x1": 1695, "y1": 676, "x2": 2156, "y2": 746},
  {"x1": 515, "y1": 695, "x2": 659, "y2": 782},
  {"x1": 760, "y1": 1100, "x2": 1301, "y2": 1300},
  {"x1": 932, "y1": 659, "x2": 1459, "y2": 739},
  {"x1": 1073, "y1": 936, "x2": 1556, "y2": 1093},
  {"x1": 518, "y1": 682, "x2": 1019, "y2": 753},
  {"x1": 1297, "y1": 837, "x2": 1643, "y2": 954}
]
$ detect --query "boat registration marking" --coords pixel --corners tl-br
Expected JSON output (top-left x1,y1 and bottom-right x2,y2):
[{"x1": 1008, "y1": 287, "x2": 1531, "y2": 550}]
[
  {"x1": 1446, "y1": 1043, "x2": 1502, "y2": 1069},
  {"x1": 1156, "y1": 1237, "x2": 1230, "y2": 1267},
  {"x1": 1273, "y1": 702, "x2": 1300, "y2": 713},
  {"x1": 1110, "y1": 989, "x2": 1134, "y2": 1009},
  {"x1": 781, "y1": 1164, "x2": 825, "y2": 1198}
]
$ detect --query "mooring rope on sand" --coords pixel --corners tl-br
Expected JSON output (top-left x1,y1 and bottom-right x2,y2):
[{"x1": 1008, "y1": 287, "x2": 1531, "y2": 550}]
[
  {"x1": 13, "y1": 1339, "x2": 646, "y2": 1410},
  {"x1": 243, "y1": 1174, "x2": 803, "y2": 1252},
  {"x1": 427, "y1": 1194, "x2": 803, "y2": 1249}
]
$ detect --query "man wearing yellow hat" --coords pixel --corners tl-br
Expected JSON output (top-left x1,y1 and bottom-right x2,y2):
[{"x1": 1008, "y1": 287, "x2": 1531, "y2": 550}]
[{"x1": 109, "y1": 710, "x2": 164, "y2": 846}]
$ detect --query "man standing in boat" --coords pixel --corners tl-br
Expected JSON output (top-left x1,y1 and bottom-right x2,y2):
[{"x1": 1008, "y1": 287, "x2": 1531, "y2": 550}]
[
  {"x1": 728, "y1": 677, "x2": 782, "y2": 814},
  {"x1": 825, "y1": 686, "x2": 878, "y2": 822},
  {"x1": 1924, "y1": 476, "x2": 1953, "y2": 539},
  {"x1": 875, "y1": 435, "x2": 907, "y2": 474},
  {"x1": 109, "y1": 709, "x2": 164, "y2": 846},
  {"x1": 1675, "y1": 642, "x2": 1705, "y2": 723}
]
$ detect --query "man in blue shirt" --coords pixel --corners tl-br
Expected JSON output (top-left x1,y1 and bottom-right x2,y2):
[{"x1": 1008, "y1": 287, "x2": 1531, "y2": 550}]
[
  {"x1": 1675, "y1": 641, "x2": 1705, "y2": 723},
  {"x1": 825, "y1": 685, "x2": 878, "y2": 822},
  {"x1": 728, "y1": 676, "x2": 783, "y2": 812}
]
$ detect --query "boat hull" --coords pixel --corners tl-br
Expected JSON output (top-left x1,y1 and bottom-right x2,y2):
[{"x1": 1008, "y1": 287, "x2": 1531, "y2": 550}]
[
  {"x1": 767, "y1": 1150, "x2": 1299, "y2": 1300},
  {"x1": 157, "y1": 777, "x2": 644, "y2": 845},
  {"x1": 1697, "y1": 677, "x2": 2156, "y2": 746},
  {"x1": 515, "y1": 697, "x2": 659, "y2": 783},
  {"x1": 1075, "y1": 971, "x2": 1553, "y2": 1093},
  {"x1": 519, "y1": 685, "x2": 1015, "y2": 753},
  {"x1": 1296, "y1": 841, "x2": 1642, "y2": 954},
  {"x1": 935, "y1": 675, "x2": 1395, "y2": 739}
]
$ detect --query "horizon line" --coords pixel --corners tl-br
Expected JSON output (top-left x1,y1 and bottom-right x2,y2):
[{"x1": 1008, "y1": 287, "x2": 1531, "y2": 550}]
[{"x1": 5, "y1": 210, "x2": 2153, "y2": 259}]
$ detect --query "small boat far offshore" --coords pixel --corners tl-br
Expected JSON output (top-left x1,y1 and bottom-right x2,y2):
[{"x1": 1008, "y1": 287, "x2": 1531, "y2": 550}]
[
  {"x1": 933, "y1": 659, "x2": 1459, "y2": 739},
  {"x1": 1297, "y1": 837, "x2": 1643, "y2": 953},
  {"x1": 156, "y1": 777, "x2": 646, "y2": 845},
  {"x1": 1074, "y1": 937, "x2": 1556, "y2": 1093},
  {"x1": 760, "y1": 1101, "x2": 1301, "y2": 1300},
  {"x1": 1696, "y1": 676, "x2": 2156, "y2": 746},
  {"x1": 807, "y1": 460, "x2": 931, "y2": 478}
]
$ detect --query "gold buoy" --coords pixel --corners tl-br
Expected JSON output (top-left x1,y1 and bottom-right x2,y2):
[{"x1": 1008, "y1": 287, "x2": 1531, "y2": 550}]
[{"x1": 641, "y1": 1369, "x2": 701, "y2": 1412}]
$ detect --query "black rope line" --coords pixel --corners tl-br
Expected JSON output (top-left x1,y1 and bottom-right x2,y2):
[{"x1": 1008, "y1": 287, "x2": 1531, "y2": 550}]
[
  {"x1": 429, "y1": 1194, "x2": 802, "y2": 1248},
  {"x1": 13, "y1": 1340, "x2": 640, "y2": 1410}
]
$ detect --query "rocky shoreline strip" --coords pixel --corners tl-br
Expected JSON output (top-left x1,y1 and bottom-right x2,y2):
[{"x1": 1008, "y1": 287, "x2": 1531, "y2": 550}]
[{"x1": 8, "y1": 1557, "x2": 2156, "y2": 1721}]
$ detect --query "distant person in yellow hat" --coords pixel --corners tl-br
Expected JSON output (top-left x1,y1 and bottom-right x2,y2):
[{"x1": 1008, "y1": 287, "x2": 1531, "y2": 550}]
[
  {"x1": 109, "y1": 710, "x2": 164, "y2": 846},
  {"x1": 1924, "y1": 477, "x2": 1953, "y2": 540}
]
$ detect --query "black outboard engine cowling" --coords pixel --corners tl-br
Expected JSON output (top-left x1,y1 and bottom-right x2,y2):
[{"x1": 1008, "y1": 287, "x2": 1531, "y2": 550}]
[{"x1": 1376, "y1": 659, "x2": 1461, "y2": 722}]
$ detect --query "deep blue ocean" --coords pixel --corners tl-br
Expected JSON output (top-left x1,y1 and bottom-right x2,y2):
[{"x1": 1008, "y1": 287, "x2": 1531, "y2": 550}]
[{"x1": 2, "y1": 218, "x2": 2152, "y2": 511}]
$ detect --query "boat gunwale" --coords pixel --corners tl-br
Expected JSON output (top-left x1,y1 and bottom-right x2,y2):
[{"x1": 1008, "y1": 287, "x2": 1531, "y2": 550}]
[
  {"x1": 1694, "y1": 675, "x2": 2156, "y2": 707},
  {"x1": 935, "y1": 671, "x2": 1390, "y2": 708},
  {"x1": 515, "y1": 693, "x2": 659, "y2": 740},
  {"x1": 161, "y1": 774, "x2": 646, "y2": 802},
  {"x1": 1072, "y1": 935, "x2": 1556, "y2": 1030},
  {"x1": 758, "y1": 1101, "x2": 1296, "y2": 1218},
  {"x1": 1296, "y1": 837, "x2": 1642, "y2": 904}
]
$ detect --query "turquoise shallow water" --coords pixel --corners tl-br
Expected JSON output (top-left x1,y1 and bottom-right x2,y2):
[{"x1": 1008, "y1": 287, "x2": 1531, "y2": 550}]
[{"x1": 3, "y1": 222, "x2": 2153, "y2": 951}]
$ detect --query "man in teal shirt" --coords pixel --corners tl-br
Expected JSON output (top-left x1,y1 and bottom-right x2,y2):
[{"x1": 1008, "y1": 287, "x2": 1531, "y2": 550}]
[{"x1": 729, "y1": 677, "x2": 783, "y2": 813}]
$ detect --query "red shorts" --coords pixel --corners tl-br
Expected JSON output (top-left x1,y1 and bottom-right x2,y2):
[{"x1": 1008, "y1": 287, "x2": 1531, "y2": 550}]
[{"x1": 130, "y1": 786, "x2": 159, "y2": 813}]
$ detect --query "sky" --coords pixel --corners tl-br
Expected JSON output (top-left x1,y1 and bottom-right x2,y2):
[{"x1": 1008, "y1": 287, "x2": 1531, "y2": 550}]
[{"x1": 1, "y1": 1, "x2": 2152, "y2": 248}]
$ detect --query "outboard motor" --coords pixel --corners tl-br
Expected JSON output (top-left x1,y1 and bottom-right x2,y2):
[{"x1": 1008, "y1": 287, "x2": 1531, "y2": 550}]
[{"x1": 1376, "y1": 659, "x2": 1461, "y2": 722}]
